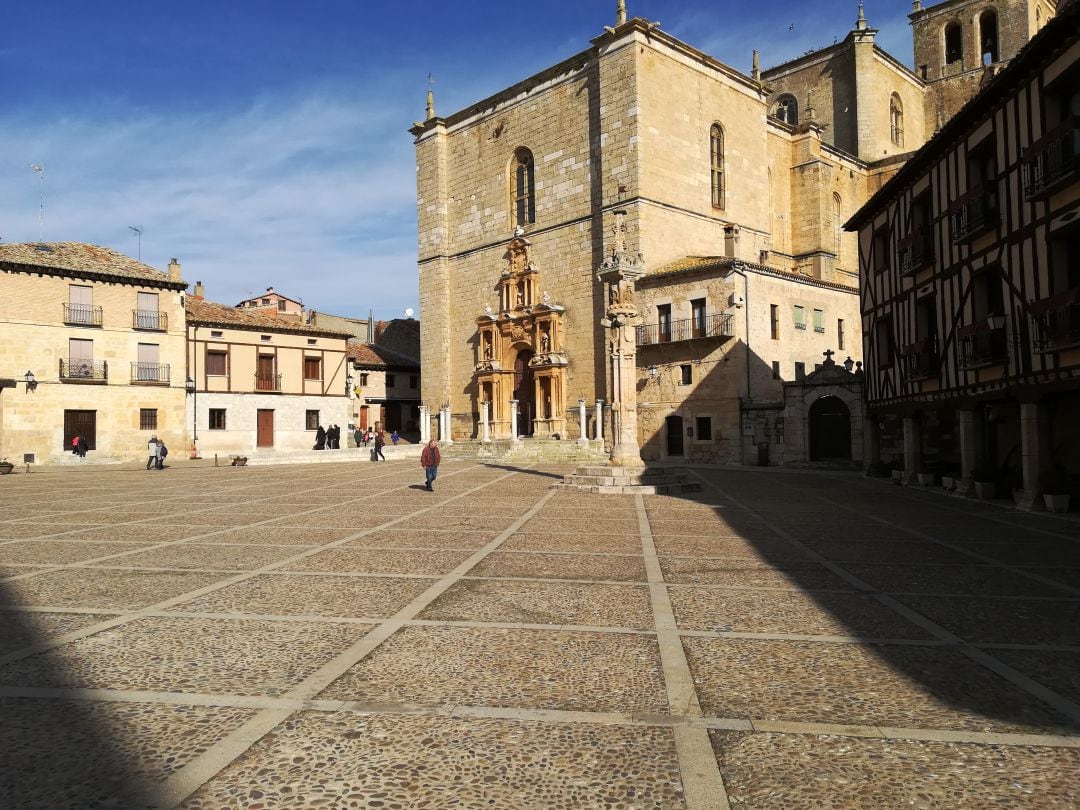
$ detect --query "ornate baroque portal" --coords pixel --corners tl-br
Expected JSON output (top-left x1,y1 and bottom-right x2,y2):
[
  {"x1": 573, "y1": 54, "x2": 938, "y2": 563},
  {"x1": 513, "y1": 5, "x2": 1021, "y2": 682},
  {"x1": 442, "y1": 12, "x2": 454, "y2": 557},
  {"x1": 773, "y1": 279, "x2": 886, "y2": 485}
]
[{"x1": 474, "y1": 231, "x2": 568, "y2": 438}]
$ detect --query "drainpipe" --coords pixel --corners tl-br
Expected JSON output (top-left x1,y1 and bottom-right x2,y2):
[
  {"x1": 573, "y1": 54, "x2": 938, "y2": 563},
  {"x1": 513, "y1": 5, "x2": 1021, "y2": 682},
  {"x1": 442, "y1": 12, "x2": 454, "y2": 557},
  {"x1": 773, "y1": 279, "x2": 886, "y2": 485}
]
[{"x1": 729, "y1": 264, "x2": 752, "y2": 401}]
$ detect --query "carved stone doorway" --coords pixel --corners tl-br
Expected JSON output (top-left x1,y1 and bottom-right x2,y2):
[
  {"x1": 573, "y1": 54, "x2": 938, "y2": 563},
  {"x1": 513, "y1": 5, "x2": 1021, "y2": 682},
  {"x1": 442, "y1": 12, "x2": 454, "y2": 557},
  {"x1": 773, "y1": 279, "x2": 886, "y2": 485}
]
[
  {"x1": 809, "y1": 395, "x2": 851, "y2": 460},
  {"x1": 514, "y1": 349, "x2": 535, "y2": 437}
]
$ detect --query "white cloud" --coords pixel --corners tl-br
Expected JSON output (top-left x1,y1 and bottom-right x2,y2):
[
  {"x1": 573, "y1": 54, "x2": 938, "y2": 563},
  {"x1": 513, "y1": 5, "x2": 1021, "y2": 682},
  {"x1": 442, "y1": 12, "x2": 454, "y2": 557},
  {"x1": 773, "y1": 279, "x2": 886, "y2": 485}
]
[{"x1": 0, "y1": 91, "x2": 419, "y2": 319}]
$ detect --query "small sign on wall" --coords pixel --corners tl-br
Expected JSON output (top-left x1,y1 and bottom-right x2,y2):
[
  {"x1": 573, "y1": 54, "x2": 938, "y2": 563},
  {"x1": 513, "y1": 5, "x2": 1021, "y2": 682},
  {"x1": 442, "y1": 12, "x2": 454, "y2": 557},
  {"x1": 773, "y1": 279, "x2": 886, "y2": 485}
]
[{"x1": 742, "y1": 422, "x2": 754, "y2": 436}]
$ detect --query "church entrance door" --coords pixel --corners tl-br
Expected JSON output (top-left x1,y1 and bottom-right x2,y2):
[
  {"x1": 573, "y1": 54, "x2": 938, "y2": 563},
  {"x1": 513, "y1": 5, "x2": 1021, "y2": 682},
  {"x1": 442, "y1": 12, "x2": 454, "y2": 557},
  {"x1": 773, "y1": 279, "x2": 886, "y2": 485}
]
[
  {"x1": 514, "y1": 349, "x2": 535, "y2": 437},
  {"x1": 809, "y1": 396, "x2": 851, "y2": 460}
]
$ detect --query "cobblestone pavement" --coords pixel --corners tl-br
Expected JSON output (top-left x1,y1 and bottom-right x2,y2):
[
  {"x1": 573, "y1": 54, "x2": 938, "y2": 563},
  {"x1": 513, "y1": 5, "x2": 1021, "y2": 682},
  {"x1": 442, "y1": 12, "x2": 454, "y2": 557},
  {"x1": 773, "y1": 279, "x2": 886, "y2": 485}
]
[{"x1": 1, "y1": 461, "x2": 1078, "y2": 808}]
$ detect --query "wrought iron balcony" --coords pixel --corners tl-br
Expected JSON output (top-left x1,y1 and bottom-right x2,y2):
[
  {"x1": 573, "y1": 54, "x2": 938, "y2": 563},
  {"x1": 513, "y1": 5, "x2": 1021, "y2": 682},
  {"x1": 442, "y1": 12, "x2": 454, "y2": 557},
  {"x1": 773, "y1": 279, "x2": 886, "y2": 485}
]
[
  {"x1": 958, "y1": 320, "x2": 1008, "y2": 368},
  {"x1": 133, "y1": 310, "x2": 168, "y2": 331},
  {"x1": 1023, "y1": 117, "x2": 1080, "y2": 200},
  {"x1": 131, "y1": 362, "x2": 170, "y2": 384},
  {"x1": 897, "y1": 228, "x2": 934, "y2": 276},
  {"x1": 900, "y1": 339, "x2": 938, "y2": 381},
  {"x1": 60, "y1": 358, "x2": 108, "y2": 383},
  {"x1": 1031, "y1": 287, "x2": 1080, "y2": 352},
  {"x1": 63, "y1": 303, "x2": 102, "y2": 326},
  {"x1": 949, "y1": 185, "x2": 998, "y2": 243},
  {"x1": 636, "y1": 313, "x2": 734, "y2": 346},
  {"x1": 255, "y1": 373, "x2": 282, "y2": 392}
]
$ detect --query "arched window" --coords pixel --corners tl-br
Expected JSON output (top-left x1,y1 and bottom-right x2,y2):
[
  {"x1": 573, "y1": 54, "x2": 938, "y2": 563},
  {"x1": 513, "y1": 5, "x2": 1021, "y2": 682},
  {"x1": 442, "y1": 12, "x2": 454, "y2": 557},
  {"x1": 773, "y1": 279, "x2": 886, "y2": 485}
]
[
  {"x1": 979, "y1": 9, "x2": 999, "y2": 64},
  {"x1": 710, "y1": 124, "x2": 725, "y2": 210},
  {"x1": 833, "y1": 193, "x2": 843, "y2": 256},
  {"x1": 944, "y1": 21, "x2": 963, "y2": 65},
  {"x1": 774, "y1": 95, "x2": 798, "y2": 125},
  {"x1": 511, "y1": 148, "x2": 535, "y2": 229},
  {"x1": 890, "y1": 94, "x2": 904, "y2": 146}
]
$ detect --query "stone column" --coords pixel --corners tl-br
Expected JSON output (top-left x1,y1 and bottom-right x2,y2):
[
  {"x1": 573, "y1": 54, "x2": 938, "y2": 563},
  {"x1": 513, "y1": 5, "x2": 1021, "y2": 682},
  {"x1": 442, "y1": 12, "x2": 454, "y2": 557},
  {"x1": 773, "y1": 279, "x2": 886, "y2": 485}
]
[
  {"x1": 1017, "y1": 400, "x2": 1049, "y2": 511},
  {"x1": 439, "y1": 405, "x2": 453, "y2": 444},
  {"x1": 902, "y1": 415, "x2": 921, "y2": 485},
  {"x1": 957, "y1": 408, "x2": 977, "y2": 496},
  {"x1": 480, "y1": 401, "x2": 491, "y2": 443},
  {"x1": 595, "y1": 399, "x2": 604, "y2": 441},
  {"x1": 578, "y1": 399, "x2": 588, "y2": 446},
  {"x1": 419, "y1": 405, "x2": 430, "y2": 443},
  {"x1": 509, "y1": 399, "x2": 519, "y2": 441}
]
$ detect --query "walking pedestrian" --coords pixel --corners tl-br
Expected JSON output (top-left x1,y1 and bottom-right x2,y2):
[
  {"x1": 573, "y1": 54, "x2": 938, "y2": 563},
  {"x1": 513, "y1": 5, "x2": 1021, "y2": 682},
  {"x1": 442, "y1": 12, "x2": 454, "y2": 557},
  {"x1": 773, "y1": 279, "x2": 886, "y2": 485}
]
[
  {"x1": 146, "y1": 436, "x2": 159, "y2": 470},
  {"x1": 391, "y1": 430, "x2": 400, "y2": 445},
  {"x1": 331, "y1": 424, "x2": 341, "y2": 449},
  {"x1": 420, "y1": 438, "x2": 440, "y2": 491},
  {"x1": 373, "y1": 429, "x2": 386, "y2": 461},
  {"x1": 71, "y1": 435, "x2": 80, "y2": 456},
  {"x1": 157, "y1": 441, "x2": 168, "y2": 470},
  {"x1": 353, "y1": 426, "x2": 362, "y2": 448},
  {"x1": 76, "y1": 435, "x2": 88, "y2": 459},
  {"x1": 314, "y1": 425, "x2": 326, "y2": 450}
]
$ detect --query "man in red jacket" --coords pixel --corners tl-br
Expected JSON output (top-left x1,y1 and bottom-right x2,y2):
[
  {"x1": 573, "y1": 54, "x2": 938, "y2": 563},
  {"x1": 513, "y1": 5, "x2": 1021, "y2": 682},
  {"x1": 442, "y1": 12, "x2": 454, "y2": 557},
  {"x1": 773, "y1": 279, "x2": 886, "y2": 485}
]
[{"x1": 420, "y1": 439, "x2": 440, "y2": 491}]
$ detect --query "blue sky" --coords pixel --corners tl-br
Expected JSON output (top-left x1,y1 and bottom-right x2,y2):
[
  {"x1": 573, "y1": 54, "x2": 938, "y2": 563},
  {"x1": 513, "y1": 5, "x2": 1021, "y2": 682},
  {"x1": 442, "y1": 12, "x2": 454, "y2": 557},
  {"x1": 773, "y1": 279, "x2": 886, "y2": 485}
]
[{"x1": 0, "y1": 1, "x2": 914, "y2": 320}]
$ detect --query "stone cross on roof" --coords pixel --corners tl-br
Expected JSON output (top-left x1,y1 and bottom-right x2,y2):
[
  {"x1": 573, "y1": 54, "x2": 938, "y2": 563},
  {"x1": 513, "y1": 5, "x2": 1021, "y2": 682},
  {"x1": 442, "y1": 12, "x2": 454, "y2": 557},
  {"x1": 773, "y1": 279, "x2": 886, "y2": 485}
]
[{"x1": 823, "y1": 349, "x2": 836, "y2": 365}]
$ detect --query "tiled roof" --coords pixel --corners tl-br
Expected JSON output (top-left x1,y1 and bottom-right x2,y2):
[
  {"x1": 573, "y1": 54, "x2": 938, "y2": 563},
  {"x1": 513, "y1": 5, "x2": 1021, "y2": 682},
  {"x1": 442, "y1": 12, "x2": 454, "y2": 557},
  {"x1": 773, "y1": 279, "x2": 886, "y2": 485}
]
[
  {"x1": 347, "y1": 342, "x2": 420, "y2": 370},
  {"x1": 186, "y1": 298, "x2": 354, "y2": 338},
  {"x1": 0, "y1": 242, "x2": 185, "y2": 288},
  {"x1": 644, "y1": 256, "x2": 858, "y2": 293}
]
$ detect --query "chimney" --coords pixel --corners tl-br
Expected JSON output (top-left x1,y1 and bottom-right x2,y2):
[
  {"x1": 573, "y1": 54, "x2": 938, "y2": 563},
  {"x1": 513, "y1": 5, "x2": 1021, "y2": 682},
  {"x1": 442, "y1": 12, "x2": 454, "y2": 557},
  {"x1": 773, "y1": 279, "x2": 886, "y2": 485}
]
[
  {"x1": 193, "y1": 281, "x2": 205, "y2": 300},
  {"x1": 724, "y1": 225, "x2": 741, "y2": 259},
  {"x1": 168, "y1": 258, "x2": 181, "y2": 281}
]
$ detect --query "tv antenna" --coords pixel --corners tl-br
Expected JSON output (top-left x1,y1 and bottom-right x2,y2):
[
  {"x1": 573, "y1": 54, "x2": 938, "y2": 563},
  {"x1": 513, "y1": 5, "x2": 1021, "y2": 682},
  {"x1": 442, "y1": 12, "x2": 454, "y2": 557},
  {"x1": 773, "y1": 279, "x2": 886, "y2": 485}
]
[
  {"x1": 128, "y1": 225, "x2": 143, "y2": 260},
  {"x1": 29, "y1": 164, "x2": 45, "y2": 243}
]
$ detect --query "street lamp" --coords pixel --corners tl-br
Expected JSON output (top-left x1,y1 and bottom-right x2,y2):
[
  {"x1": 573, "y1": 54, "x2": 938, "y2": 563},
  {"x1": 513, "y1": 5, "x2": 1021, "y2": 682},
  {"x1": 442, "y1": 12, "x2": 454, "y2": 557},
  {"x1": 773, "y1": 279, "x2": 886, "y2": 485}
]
[
  {"x1": 185, "y1": 375, "x2": 199, "y2": 458},
  {"x1": 23, "y1": 370, "x2": 37, "y2": 391},
  {"x1": 986, "y1": 313, "x2": 1006, "y2": 331}
]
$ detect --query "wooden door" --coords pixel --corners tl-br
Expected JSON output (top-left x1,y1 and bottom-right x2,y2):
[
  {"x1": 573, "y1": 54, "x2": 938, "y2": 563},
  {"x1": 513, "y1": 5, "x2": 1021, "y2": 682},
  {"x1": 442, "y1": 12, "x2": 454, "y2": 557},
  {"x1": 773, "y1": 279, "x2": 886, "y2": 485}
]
[
  {"x1": 63, "y1": 410, "x2": 96, "y2": 450},
  {"x1": 257, "y1": 355, "x2": 276, "y2": 390},
  {"x1": 256, "y1": 409, "x2": 274, "y2": 448},
  {"x1": 665, "y1": 415, "x2": 684, "y2": 457}
]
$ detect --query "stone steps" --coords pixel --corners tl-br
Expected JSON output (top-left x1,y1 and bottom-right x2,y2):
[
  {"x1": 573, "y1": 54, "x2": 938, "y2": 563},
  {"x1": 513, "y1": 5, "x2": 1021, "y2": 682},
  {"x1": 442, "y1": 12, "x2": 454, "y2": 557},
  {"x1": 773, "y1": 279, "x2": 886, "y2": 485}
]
[
  {"x1": 556, "y1": 465, "x2": 703, "y2": 495},
  {"x1": 245, "y1": 445, "x2": 422, "y2": 466},
  {"x1": 439, "y1": 439, "x2": 608, "y2": 464}
]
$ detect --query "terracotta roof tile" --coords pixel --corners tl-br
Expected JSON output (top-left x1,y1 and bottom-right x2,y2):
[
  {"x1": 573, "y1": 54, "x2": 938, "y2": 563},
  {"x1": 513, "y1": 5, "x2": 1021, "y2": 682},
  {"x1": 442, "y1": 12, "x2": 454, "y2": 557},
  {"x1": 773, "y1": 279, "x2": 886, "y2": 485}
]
[
  {"x1": 186, "y1": 298, "x2": 353, "y2": 338},
  {"x1": 0, "y1": 242, "x2": 184, "y2": 287},
  {"x1": 347, "y1": 342, "x2": 420, "y2": 370}
]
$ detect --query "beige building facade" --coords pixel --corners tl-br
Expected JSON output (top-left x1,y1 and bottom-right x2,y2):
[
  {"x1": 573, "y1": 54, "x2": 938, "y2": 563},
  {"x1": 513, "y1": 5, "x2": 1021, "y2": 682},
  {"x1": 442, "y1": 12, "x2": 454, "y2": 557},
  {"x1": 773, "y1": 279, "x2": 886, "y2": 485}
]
[
  {"x1": 0, "y1": 243, "x2": 188, "y2": 463},
  {"x1": 185, "y1": 292, "x2": 352, "y2": 456},
  {"x1": 413, "y1": 2, "x2": 1050, "y2": 463}
]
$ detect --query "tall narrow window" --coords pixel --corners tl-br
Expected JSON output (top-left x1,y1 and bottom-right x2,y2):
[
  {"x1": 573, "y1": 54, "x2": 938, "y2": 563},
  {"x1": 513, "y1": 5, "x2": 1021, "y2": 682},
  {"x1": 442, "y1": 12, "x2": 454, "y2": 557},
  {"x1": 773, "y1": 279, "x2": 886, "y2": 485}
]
[
  {"x1": 889, "y1": 94, "x2": 904, "y2": 146},
  {"x1": 793, "y1": 305, "x2": 806, "y2": 330},
  {"x1": 657, "y1": 304, "x2": 672, "y2": 343},
  {"x1": 979, "y1": 10, "x2": 999, "y2": 64},
  {"x1": 770, "y1": 304, "x2": 780, "y2": 340},
  {"x1": 944, "y1": 22, "x2": 963, "y2": 65},
  {"x1": 710, "y1": 125, "x2": 725, "y2": 209},
  {"x1": 838, "y1": 319, "x2": 846, "y2": 350},
  {"x1": 691, "y1": 298, "x2": 707, "y2": 338},
  {"x1": 833, "y1": 194, "x2": 843, "y2": 256},
  {"x1": 813, "y1": 309, "x2": 825, "y2": 333},
  {"x1": 774, "y1": 95, "x2": 798, "y2": 125},
  {"x1": 511, "y1": 148, "x2": 535, "y2": 229}
]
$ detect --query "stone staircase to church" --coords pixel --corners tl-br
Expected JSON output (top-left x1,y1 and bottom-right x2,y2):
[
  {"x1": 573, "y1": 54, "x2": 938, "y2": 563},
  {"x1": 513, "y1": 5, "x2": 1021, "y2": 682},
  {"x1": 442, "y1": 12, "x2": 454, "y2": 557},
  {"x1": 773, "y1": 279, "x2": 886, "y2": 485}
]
[
  {"x1": 439, "y1": 438, "x2": 609, "y2": 464},
  {"x1": 555, "y1": 465, "x2": 703, "y2": 495}
]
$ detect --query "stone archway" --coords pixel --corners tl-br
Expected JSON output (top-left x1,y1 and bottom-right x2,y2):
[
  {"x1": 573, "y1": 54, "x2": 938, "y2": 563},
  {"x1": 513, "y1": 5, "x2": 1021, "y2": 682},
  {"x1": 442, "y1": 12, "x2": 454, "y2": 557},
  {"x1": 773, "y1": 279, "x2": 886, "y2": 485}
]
[{"x1": 809, "y1": 395, "x2": 852, "y2": 461}]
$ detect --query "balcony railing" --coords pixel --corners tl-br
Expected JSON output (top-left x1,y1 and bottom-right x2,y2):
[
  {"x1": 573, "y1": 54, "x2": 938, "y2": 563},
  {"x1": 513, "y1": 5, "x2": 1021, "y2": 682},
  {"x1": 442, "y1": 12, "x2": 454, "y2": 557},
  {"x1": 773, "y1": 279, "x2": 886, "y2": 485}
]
[
  {"x1": 131, "y1": 362, "x2": 170, "y2": 384},
  {"x1": 901, "y1": 339, "x2": 938, "y2": 381},
  {"x1": 636, "y1": 313, "x2": 734, "y2": 346},
  {"x1": 1023, "y1": 117, "x2": 1080, "y2": 200},
  {"x1": 958, "y1": 321, "x2": 1008, "y2": 368},
  {"x1": 63, "y1": 303, "x2": 102, "y2": 326},
  {"x1": 949, "y1": 185, "x2": 998, "y2": 243},
  {"x1": 133, "y1": 310, "x2": 168, "y2": 331},
  {"x1": 255, "y1": 373, "x2": 282, "y2": 392},
  {"x1": 60, "y1": 358, "x2": 108, "y2": 383},
  {"x1": 1031, "y1": 287, "x2": 1080, "y2": 352},
  {"x1": 897, "y1": 228, "x2": 934, "y2": 275}
]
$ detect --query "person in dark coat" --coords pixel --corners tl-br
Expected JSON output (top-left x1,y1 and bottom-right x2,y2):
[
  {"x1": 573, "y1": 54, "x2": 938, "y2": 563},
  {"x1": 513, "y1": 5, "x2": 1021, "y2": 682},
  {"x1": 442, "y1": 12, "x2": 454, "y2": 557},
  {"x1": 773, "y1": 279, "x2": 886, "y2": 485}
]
[
  {"x1": 373, "y1": 430, "x2": 386, "y2": 461},
  {"x1": 420, "y1": 439, "x2": 440, "y2": 491},
  {"x1": 76, "y1": 435, "x2": 88, "y2": 458},
  {"x1": 353, "y1": 426, "x2": 362, "y2": 448},
  {"x1": 314, "y1": 425, "x2": 327, "y2": 450},
  {"x1": 331, "y1": 424, "x2": 341, "y2": 449}
]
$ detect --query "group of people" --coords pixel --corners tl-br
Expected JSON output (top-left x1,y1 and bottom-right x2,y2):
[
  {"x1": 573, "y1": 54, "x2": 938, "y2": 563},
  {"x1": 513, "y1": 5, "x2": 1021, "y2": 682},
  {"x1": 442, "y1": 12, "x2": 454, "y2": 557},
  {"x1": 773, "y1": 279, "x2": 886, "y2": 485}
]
[
  {"x1": 313, "y1": 424, "x2": 343, "y2": 450},
  {"x1": 145, "y1": 435, "x2": 168, "y2": 470},
  {"x1": 69, "y1": 435, "x2": 88, "y2": 458}
]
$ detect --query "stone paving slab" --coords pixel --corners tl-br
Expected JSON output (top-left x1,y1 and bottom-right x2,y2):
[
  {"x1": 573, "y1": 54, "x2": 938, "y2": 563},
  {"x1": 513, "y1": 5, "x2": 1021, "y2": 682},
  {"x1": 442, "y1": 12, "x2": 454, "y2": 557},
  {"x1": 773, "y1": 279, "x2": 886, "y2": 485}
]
[
  {"x1": 0, "y1": 541, "x2": 161, "y2": 566},
  {"x1": 800, "y1": 538, "x2": 977, "y2": 564},
  {"x1": 181, "y1": 712, "x2": 687, "y2": 810},
  {"x1": 653, "y1": 535, "x2": 812, "y2": 560},
  {"x1": 962, "y1": 541, "x2": 1080, "y2": 566},
  {"x1": 502, "y1": 531, "x2": 644, "y2": 553},
  {"x1": 167, "y1": 574, "x2": 437, "y2": 619},
  {"x1": 684, "y1": 637, "x2": 1074, "y2": 734},
  {"x1": 0, "y1": 697, "x2": 257, "y2": 809},
  {"x1": 0, "y1": 616, "x2": 369, "y2": 697},
  {"x1": 1020, "y1": 566, "x2": 1080, "y2": 592},
  {"x1": 669, "y1": 587, "x2": 933, "y2": 639},
  {"x1": 0, "y1": 611, "x2": 118, "y2": 655},
  {"x1": 186, "y1": 526, "x2": 358, "y2": 546},
  {"x1": 469, "y1": 550, "x2": 648, "y2": 582},
  {"x1": 89, "y1": 543, "x2": 303, "y2": 571},
  {"x1": 990, "y1": 650, "x2": 1080, "y2": 706},
  {"x1": 52, "y1": 524, "x2": 223, "y2": 543},
  {"x1": 0, "y1": 522, "x2": 91, "y2": 539},
  {"x1": 710, "y1": 730, "x2": 1080, "y2": 809},
  {"x1": 318, "y1": 625, "x2": 669, "y2": 714},
  {"x1": 895, "y1": 595, "x2": 1080, "y2": 646},
  {"x1": 0, "y1": 569, "x2": 231, "y2": 610},
  {"x1": 420, "y1": 579, "x2": 654, "y2": 629},
  {"x1": 341, "y1": 528, "x2": 501, "y2": 549},
  {"x1": 841, "y1": 562, "x2": 1075, "y2": 597},
  {"x1": 659, "y1": 557, "x2": 853, "y2": 589},
  {"x1": 282, "y1": 548, "x2": 475, "y2": 575}
]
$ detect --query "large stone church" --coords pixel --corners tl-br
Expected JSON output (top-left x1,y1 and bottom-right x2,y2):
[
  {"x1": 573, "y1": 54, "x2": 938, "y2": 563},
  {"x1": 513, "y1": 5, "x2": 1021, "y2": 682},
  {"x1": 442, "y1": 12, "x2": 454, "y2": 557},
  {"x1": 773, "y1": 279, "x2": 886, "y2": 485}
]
[{"x1": 412, "y1": 0, "x2": 1057, "y2": 465}]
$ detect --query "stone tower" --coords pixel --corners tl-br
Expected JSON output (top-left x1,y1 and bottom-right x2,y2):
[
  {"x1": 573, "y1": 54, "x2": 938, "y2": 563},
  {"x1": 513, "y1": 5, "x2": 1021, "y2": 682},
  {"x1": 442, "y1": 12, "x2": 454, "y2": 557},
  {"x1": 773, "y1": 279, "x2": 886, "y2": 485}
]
[{"x1": 910, "y1": 0, "x2": 1059, "y2": 130}]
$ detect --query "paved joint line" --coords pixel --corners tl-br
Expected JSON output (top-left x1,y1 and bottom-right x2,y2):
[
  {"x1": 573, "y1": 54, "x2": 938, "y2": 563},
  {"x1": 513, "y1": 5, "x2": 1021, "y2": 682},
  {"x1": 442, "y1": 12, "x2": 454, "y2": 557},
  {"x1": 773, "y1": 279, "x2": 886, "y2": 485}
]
[
  {"x1": 690, "y1": 470, "x2": 1080, "y2": 730},
  {"x1": 635, "y1": 494, "x2": 731, "y2": 810},
  {"x1": 156, "y1": 471, "x2": 557, "y2": 807}
]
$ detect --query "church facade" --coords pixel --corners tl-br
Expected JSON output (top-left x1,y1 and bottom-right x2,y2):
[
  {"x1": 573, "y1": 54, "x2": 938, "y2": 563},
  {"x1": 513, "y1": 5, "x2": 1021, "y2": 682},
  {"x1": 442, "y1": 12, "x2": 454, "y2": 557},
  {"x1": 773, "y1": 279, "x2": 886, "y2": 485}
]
[{"x1": 413, "y1": 0, "x2": 1055, "y2": 465}]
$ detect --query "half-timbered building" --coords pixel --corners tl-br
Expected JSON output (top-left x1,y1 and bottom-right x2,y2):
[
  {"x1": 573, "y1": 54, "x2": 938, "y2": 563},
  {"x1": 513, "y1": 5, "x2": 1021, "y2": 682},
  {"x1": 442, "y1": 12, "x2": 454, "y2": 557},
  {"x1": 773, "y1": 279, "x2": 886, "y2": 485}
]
[{"x1": 848, "y1": 0, "x2": 1080, "y2": 508}]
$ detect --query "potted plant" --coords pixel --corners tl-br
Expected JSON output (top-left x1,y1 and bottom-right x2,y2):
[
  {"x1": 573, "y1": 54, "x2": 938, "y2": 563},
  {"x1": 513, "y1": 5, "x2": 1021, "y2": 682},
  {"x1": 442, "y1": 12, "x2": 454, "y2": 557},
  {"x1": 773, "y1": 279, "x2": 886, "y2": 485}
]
[
  {"x1": 0, "y1": 458, "x2": 13, "y2": 475},
  {"x1": 917, "y1": 469, "x2": 935, "y2": 487},
  {"x1": 1041, "y1": 467, "x2": 1071, "y2": 513},
  {"x1": 972, "y1": 463, "x2": 996, "y2": 500}
]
